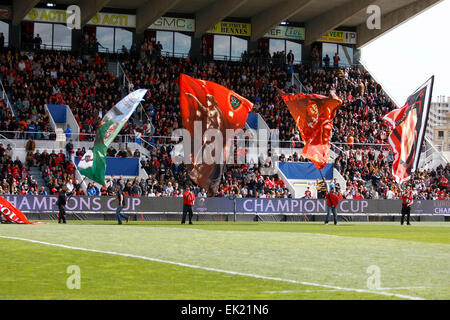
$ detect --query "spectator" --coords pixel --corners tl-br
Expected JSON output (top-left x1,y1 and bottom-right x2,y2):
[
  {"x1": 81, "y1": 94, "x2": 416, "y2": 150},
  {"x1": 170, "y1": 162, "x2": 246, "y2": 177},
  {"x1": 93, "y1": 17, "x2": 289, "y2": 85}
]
[
  {"x1": 333, "y1": 52, "x2": 340, "y2": 68},
  {"x1": 86, "y1": 183, "x2": 100, "y2": 196},
  {"x1": 34, "y1": 34, "x2": 42, "y2": 50},
  {"x1": 66, "y1": 139, "x2": 73, "y2": 161},
  {"x1": 323, "y1": 54, "x2": 330, "y2": 68},
  {"x1": 64, "y1": 124, "x2": 72, "y2": 140},
  {"x1": 287, "y1": 50, "x2": 294, "y2": 65},
  {"x1": 25, "y1": 137, "x2": 36, "y2": 153}
]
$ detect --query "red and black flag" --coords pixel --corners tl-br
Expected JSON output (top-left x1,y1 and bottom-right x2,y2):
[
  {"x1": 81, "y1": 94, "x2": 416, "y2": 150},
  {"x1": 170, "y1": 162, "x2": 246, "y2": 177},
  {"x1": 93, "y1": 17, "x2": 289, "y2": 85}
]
[
  {"x1": 179, "y1": 74, "x2": 253, "y2": 195},
  {"x1": 382, "y1": 76, "x2": 434, "y2": 185},
  {"x1": 278, "y1": 89, "x2": 343, "y2": 170}
]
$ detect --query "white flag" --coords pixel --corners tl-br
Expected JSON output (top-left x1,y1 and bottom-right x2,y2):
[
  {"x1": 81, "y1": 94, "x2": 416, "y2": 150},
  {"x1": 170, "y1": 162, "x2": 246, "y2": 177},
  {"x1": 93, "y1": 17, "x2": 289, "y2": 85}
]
[{"x1": 78, "y1": 150, "x2": 94, "y2": 170}]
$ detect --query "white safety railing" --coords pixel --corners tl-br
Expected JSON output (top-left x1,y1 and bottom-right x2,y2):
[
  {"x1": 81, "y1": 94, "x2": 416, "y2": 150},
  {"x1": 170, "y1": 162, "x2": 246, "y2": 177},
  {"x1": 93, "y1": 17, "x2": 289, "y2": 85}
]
[
  {"x1": 0, "y1": 78, "x2": 15, "y2": 117},
  {"x1": 117, "y1": 61, "x2": 153, "y2": 126},
  {"x1": 290, "y1": 73, "x2": 306, "y2": 93}
]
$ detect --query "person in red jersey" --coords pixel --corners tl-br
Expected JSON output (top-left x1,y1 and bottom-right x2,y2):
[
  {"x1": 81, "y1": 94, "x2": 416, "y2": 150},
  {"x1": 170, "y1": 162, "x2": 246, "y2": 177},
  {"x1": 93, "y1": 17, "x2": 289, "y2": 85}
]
[
  {"x1": 182, "y1": 185, "x2": 196, "y2": 225},
  {"x1": 324, "y1": 187, "x2": 339, "y2": 225},
  {"x1": 304, "y1": 187, "x2": 312, "y2": 199},
  {"x1": 439, "y1": 174, "x2": 448, "y2": 191},
  {"x1": 401, "y1": 188, "x2": 414, "y2": 225}
]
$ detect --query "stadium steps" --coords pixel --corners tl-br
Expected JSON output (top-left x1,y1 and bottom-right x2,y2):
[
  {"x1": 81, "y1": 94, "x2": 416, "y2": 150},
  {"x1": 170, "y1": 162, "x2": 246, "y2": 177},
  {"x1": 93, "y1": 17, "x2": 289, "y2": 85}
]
[
  {"x1": 107, "y1": 61, "x2": 118, "y2": 77},
  {"x1": 28, "y1": 166, "x2": 46, "y2": 190}
]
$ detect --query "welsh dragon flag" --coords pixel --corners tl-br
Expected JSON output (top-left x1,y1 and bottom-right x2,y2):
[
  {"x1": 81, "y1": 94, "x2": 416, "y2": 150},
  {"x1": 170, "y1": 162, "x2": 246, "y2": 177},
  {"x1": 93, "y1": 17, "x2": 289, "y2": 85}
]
[{"x1": 78, "y1": 89, "x2": 147, "y2": 185}]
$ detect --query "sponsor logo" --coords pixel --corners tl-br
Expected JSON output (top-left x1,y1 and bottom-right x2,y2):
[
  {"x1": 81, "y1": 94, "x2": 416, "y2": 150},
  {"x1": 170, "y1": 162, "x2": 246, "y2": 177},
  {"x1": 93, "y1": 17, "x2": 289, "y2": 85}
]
[{"x1": 230, "y1": 95, "x2": 241, "y2": 109}]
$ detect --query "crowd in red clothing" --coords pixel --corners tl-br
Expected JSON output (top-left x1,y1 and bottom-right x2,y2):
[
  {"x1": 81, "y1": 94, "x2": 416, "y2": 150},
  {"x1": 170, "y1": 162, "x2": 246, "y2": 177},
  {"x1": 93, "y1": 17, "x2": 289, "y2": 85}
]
[
  {"x1": 0, "y1": 143, "x2": 40, "y2": 195},
  {"x1": 0, "y1": 48, "x2": 122, "y2": 142},
  {"x1": 27, "y1": 148, "x2": 83, "y2": 196}
]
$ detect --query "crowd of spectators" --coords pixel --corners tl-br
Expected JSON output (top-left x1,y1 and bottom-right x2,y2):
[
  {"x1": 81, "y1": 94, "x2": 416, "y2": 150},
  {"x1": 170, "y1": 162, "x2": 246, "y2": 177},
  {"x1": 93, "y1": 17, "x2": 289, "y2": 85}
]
[
  {"x1": 0, "y1": 142, "x2": 40, "y2": 195},
  {"x1": 336, "y1": 148, "x2": 449, "y2": 200},
  {"x1": 30, "y1": 147, "x2": 84, "y2": 196},
  {"x1": 0, "y1": 44, "x2": 447, "y2": 199},
  {"x1": 0, "y1": 48, "x2": 123, "y2": 142}
]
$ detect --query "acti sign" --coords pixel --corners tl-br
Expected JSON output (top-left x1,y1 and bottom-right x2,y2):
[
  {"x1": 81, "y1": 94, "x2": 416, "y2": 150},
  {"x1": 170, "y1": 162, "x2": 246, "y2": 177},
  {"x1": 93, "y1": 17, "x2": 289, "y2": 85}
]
[{"x1": 24, "y1": 8, "x2": 135, "y2": 27}]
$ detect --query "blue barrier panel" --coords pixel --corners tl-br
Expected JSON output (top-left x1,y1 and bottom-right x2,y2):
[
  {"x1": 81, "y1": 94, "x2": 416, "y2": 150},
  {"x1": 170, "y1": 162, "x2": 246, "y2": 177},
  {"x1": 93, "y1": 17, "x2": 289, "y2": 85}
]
[
  {"x1": 246, "y1": 113, "x2": 258, "y2": 130},
  {"x1": 75, "y1": 157, "x2": 140, "y2": 176},
  {"x1": 279, "y1": 162, "x2": 334, "y2": 180},
  {"x1": 46, "y1": 104, "x2": 67, "y2": 123}
]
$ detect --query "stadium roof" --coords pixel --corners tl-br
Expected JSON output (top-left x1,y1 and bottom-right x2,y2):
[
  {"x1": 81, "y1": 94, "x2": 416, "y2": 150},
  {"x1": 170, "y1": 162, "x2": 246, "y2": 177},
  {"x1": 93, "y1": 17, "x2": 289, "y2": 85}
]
[{"x1": 11, "y1": 0, "x2": 442, "y2": 47}]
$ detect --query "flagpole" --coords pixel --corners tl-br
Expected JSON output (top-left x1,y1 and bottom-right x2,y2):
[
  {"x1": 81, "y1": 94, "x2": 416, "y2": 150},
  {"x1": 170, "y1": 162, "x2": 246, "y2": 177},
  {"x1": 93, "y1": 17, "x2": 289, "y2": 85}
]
[
  {"x1": 67, "y1": 176, "x2": 87, "y2": 202},
  {"x1": 318, "y1": 168, "x2": 328, "y2": 193}
]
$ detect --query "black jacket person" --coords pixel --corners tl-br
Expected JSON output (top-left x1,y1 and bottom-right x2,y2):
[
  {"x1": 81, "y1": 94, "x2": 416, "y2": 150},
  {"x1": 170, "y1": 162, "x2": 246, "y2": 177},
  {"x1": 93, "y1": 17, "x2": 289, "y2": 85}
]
[{"x1": 57, "y1": 185, "x2": 73, "y2": 224}]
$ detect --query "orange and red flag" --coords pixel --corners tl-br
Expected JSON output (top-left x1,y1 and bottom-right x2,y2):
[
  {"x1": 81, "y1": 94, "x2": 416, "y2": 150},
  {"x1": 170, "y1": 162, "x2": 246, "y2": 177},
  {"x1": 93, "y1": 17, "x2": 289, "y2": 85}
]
[
  {"x1": 278, "y1": 89, "x2": 342, "y2": 170},
  {"x1": 179, "y1": 74, "x2": 253, "y2": 194}
]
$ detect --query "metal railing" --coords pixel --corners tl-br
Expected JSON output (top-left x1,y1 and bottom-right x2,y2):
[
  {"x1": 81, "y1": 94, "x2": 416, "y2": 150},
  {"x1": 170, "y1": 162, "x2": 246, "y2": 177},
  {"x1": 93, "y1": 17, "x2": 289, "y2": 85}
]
[
  {"x1": 290, "y1": 73, "x2": 305, "y2": 93},
  {"x1": 0, "y1": 78, "x2": 14, "y2": 117},
  {"x1": 21, "y1": 43, "x2": 72, "y2": 52},
  {"x1": 160, "y1": 50, "x2": 190, "y2": 59},
  {"x1": 0, "y1": 133, "x2": 16, "y2": 149},
  {"x1": 117, "y1": 61, "x2": 154, "y2": 126}
]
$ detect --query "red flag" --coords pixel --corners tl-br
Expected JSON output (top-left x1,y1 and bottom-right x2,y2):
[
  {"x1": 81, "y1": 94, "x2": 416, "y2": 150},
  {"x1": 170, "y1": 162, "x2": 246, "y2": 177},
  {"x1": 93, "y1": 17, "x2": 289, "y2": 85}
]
[
  {"x1": 179, "y1": 74, "x2": 253, "y2": 194},
  {"x1": 278, "y1": 89, "x2": 342, "y2": 170},
  {"x1": 0, "y1": 196, "x2": 33, "y2": 224},
  {"x1": 382, "y1": 76, "x2": 434, "y2": 185}
]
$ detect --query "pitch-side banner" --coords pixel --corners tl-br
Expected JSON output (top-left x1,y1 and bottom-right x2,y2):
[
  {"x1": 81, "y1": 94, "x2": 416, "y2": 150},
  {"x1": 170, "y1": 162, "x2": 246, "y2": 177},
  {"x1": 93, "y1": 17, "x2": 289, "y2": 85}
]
[
  {"x1": 0, "y1": 196, "x2": 34, "y2": 224},
  {"x1": 1, "y1": 196, "x2": 448, "y2": 215},
  {"x1": 237, "y1": 198, "x2": 450, "y2": 215}
]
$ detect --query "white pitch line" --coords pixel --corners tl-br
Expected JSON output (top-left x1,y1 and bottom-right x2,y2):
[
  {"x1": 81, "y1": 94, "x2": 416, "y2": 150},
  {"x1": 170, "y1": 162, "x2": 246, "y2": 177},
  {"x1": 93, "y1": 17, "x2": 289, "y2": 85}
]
[
  {"x1": 264, "y1": 289, "x2": 341, "y2": 294},
  {"x1": 0, "y1": 235, "x2": 426, "y2": 300},
  {"x1": 379, "y1": 287, "x2": 430, "y2": 290}
]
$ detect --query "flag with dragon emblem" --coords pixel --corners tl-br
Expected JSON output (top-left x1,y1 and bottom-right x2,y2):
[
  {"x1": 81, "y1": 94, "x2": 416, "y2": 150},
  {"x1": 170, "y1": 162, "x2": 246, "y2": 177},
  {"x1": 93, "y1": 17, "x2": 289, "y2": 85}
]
[
  {"x1": 179, "y1": 74, "x2": 253, "y2": 195},
  {"x1": 77, "y1": 89, "x2": 147, "y2": 185},
  {"x1": 278, "y1": 89, "x2": 343, "y2": 170},
  {"x1": 382, "y1": 76, "x2": 434, "y2": 185}
]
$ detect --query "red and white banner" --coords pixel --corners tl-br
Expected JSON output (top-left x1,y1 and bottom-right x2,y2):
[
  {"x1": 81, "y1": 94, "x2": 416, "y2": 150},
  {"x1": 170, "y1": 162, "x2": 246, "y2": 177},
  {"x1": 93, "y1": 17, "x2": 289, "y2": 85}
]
[{"x1": 0, "y1": 196, "x2": 34, "y2": 224}]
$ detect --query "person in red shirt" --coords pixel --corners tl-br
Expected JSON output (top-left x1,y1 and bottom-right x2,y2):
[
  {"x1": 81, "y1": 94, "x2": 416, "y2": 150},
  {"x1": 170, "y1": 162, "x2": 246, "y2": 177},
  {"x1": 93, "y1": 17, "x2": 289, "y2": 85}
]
[
  {"x1": 401, "y1": 188, "x2": 413, "y2": 225},
  {"x1": 439, "y1": 175, "x2": 448, "y2": 191},
  {"x1": 304, "y1": 187, "x2": 312, "y2": 199},
  {"x1": 324, "y1": 187, "x2": 339, "y2": 225},
  {"x1": 182, "y1": 185, "x2": 196, "y2": 225}
]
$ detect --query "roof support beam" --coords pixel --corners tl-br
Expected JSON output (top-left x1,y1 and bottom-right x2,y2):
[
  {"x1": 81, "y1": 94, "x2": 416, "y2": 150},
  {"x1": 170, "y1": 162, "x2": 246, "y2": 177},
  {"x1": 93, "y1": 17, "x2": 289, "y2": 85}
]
[
  {"x1": 250, "y1": 0, "x2": 315, "y2": 42},
  {"x1": 305, "y1": 0, "x2": 376, "y2": 45},
  {"x1": 194, "y1": 0, "x2": 249, "y2": 38},
  {"x1": 79, "y1": 0, "x2": 112, "y2": 28},
  {"x1": 12, "y1": 0, "x2": 40, "y2": 25},
  {"x1": 136, "y1": 0, "x2": 182, "y2": 34},
  {"x1": 356, "y1": 0, "x2": 442, "y2": 48}
]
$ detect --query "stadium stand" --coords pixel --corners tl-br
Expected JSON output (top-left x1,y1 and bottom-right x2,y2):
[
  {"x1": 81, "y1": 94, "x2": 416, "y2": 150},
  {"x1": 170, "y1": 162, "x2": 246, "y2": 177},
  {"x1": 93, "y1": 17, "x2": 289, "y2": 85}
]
[{"x1": 0, "y1": 42, "x2": 448, "y2": 199}]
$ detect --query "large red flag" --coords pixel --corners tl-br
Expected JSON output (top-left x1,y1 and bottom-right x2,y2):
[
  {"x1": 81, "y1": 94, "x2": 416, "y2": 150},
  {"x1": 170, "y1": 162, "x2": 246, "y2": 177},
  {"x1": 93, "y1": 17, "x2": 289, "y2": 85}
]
[
  {"x1": 278, "y1": 89, "x2": 342, "y2": 170},
  {"x1": 0, "y1": 196, "x2": 33, "y2": 224},
  {"x1": 179, "y1": 74, "x2": 253, "y2": 194},
  {"x1": 382, "y1": 76, "x2": 434, "y2": 185}
]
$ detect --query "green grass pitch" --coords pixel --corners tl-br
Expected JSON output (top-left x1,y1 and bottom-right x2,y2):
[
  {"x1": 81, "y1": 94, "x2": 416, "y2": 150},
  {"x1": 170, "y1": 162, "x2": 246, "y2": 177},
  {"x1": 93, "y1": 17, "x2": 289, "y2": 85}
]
[{"x1": 0, "y1": 221, "x2": 449, "y2": 300}]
